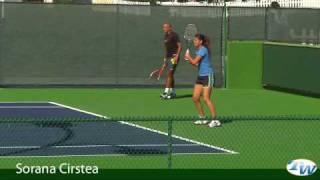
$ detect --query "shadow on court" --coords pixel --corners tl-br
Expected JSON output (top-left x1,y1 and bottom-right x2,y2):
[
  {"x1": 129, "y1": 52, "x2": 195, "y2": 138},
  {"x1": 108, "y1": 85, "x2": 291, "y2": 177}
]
[{"x1": 174, "y1": 94, "x2": 193, "y2": 99}]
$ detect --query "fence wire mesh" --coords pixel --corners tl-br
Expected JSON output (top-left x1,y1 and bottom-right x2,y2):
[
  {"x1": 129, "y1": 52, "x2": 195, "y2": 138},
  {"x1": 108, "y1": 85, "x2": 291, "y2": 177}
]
[
  {"x1": 0, "y1": 115, "x2": 319, "y2": 169},
  {"x1": 0, "y1": 3, "x2": 224, "y2": 87},
  {"x1": 0, "y1": 3, "x2": 319, "y2": 87}
]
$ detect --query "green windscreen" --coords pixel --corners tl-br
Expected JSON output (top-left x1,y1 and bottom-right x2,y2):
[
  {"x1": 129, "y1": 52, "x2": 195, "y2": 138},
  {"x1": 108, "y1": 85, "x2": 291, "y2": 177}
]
[
  {"x1": 0, "y1": 3, "x2": 224, "y2": 87},
  {"x1": 226, "y1": 41, "x2": 263, "y2": 89},
  {"x1": 263, "y1": 42, "x2": 320, "y2": 94}
]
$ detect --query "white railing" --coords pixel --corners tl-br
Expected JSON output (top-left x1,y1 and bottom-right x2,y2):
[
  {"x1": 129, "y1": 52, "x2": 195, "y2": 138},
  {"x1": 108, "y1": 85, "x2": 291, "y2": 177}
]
[
  {"x1": 91, "y1": 0, "x2": 150, "y2": 5},
  {"x1": 3, "y1": 0, "x2": 316, "y2": 8},
  {"x1": 158, "y1": 0, "x2": 320, "y2": 8},
  {"x1": 158, "y1": 1, "x2": 214, "y2": 6},
  {"x1": 220, "y1": 0, "x2": 320, "y2": 8}
]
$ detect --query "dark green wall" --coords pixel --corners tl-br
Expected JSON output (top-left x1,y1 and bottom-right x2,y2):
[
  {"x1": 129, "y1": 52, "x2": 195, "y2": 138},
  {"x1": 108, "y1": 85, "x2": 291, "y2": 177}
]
[
  {"x1": 263, "y1": 42, "x2": 320, "y2": 94},
  {"x1": 226, "y1": 41, "x2": 263, "y2": 89}
]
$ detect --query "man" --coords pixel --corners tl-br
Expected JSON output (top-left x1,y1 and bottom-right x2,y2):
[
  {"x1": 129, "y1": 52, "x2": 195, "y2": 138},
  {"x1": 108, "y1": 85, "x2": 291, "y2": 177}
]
[{"x1": 160, "y1": 23, "x2": 182, "y2": 99}]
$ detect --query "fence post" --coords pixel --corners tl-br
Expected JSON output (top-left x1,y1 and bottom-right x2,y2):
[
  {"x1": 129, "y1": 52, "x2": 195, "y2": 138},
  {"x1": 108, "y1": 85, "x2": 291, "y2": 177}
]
[
  {"x1": 318, "y1": 8, "x2": 320, "y2": 45},
  {"x1": 167, "y1": 119, "x2": 173, "y2": 169},
  {"x1": 115, "y1": 4, "x2": 119, "y2": 85},
  {"x1": 222, "y1": 1, "x2": 228, "y2": 88}
]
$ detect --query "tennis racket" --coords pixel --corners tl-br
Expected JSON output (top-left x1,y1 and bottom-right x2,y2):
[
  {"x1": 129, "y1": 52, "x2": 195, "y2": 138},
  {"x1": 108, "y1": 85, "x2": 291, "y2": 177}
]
[
  {"x1": 148, "y1": 66, "x2": 165, "y2": 81},
  {"x1": 183, "y1": 24, "x2": 198, "y2": 60}
]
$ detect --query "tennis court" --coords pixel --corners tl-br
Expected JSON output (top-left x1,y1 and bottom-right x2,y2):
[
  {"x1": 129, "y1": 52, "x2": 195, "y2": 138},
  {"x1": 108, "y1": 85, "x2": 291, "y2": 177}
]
[
  {"x1": 0, "y1": 102, "x2": 235, "y2": 157},
  {"x1": 0, "y1": 3, "x2": 319, "y2": 171},
  {"x1": 0, "y1": 88, "x2": 319, "y2": 169}
]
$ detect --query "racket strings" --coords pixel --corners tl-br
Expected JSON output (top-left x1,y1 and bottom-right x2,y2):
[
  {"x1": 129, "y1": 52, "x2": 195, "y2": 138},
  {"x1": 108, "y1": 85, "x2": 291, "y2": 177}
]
[
  {"x1": 149, "y1": 68, "x2": 164, "y2": 80},
  {"x1": 184, "y1": 24, "x2": 198, "y2": 41}
]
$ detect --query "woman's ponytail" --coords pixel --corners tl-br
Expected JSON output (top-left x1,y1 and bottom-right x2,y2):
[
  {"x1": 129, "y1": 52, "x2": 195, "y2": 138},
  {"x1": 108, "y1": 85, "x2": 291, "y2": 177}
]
[{"x1": 195, "y1": 33, "x2": 211, "y2": 55}]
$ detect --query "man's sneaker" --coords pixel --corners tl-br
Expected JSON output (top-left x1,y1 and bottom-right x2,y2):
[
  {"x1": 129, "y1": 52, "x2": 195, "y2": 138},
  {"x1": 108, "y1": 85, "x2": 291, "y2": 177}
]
[
  {"x1": 193, "y1": 120, "x2": 209, "y2": 125},
  {"x1": 165, "y1": 92, "x2": 176, "y2": 100},
  {"x1": 160, "y1": 92, "x2": 168, "y2": 99},
  {"x1": 208, "y1": 120, "x2": 222, "y2": 128},
  {"x1": 161, "y1": 92, "x2": 176, "y2": 100}
]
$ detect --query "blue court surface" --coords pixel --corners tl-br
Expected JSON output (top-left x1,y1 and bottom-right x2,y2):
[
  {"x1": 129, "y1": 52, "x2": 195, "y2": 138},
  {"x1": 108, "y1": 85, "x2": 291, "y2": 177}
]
[{"x1": 0, "y1": 102, "x2": 237, "y2": 156}]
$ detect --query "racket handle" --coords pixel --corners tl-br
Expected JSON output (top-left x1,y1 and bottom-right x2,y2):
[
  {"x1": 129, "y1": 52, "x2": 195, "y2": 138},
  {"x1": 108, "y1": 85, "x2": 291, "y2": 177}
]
[
  {"x1": 184, "y1": 49, "x2": 189, "y2": 61},
  {"x1": 157, "y1": 67, "x2": 164, "y2": 80}
]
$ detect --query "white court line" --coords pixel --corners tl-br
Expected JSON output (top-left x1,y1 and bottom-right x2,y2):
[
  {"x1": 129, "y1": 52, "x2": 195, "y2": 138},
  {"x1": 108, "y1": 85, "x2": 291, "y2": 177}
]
[
  {"x1": 49, "y1": 102, "x2": 238, "y2": 155},
  {"x1": 0, "y1": 106, "x2": 63, "y2": 109},
  {"x1": 0, "y1": 143, "x2": 201, "y2": 149},
  {"x1": 0, "y1": 152, "x2": 234, "y2": 159},
  {"x1": 0, "y1": 101, "x2": 54, "y2": 104}
]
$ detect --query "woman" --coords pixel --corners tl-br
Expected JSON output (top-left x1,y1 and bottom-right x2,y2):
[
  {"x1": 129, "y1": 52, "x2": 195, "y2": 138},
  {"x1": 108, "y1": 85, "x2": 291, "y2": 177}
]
[{"x1": 184, "y1": 34, "x2": 221, "y2": 128}]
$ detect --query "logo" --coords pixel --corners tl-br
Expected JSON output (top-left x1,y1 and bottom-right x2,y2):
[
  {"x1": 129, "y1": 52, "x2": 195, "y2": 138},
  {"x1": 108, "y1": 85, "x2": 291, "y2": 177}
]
[{"x1": 287, "y1": 159, "x2": 317, "y2": 176}]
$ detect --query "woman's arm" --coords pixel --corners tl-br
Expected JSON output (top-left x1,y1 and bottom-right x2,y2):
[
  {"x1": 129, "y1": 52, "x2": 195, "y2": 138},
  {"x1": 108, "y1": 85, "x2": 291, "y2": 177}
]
[{"x1": 184, "y1": 51, "x2": 202, "y2": 66}]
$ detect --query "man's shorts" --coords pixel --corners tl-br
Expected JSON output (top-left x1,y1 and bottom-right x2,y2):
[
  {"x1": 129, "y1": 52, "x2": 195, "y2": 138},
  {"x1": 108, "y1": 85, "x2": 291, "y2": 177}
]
[
  {"x1": 195, "y1": 73, "x2": 214, "y2": 87},
  {"x1": 164, "y1": 57, "x2": 178, "y2": 71}
]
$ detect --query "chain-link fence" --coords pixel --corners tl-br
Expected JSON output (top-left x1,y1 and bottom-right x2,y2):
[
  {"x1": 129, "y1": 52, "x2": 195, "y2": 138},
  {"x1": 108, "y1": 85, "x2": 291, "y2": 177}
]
[
  {"x1": 0, "y1": 3, "x2": 319, "y2": 88},
  {"x1": 228, "y1": 7, "x2": 320, "y2": 44},
  {"x1": 0, "y1": 3, "x2": 224, "y2": 87},
  {"x1": 266, "y1": 8, "x2": 320, "y2": 44},
  {"x1": 0, "y1": 115, "x2": 319, "y2": 169}
]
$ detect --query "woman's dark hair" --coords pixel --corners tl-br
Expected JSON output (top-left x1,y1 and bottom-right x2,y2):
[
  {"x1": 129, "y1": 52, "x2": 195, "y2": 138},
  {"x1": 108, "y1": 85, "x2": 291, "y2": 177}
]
[
  {"x1": 194, "y1": 33, "x2": 211, "y2": 55},
  {"x1": 271, "y1": 1, "x2": 280, "y2": 8}
]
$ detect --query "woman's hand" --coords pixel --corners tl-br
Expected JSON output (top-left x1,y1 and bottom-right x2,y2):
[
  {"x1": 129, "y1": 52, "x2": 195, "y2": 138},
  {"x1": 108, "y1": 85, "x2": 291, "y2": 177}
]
[{"x1": 184, "y1": 50, "x2": 192, "y2": 61}]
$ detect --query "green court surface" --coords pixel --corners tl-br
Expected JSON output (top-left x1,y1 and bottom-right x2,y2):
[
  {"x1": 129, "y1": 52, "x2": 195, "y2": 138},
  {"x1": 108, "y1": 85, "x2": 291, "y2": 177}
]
[{"x1": 0, "y1": 88, "x2": 319, "y2": 169}]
